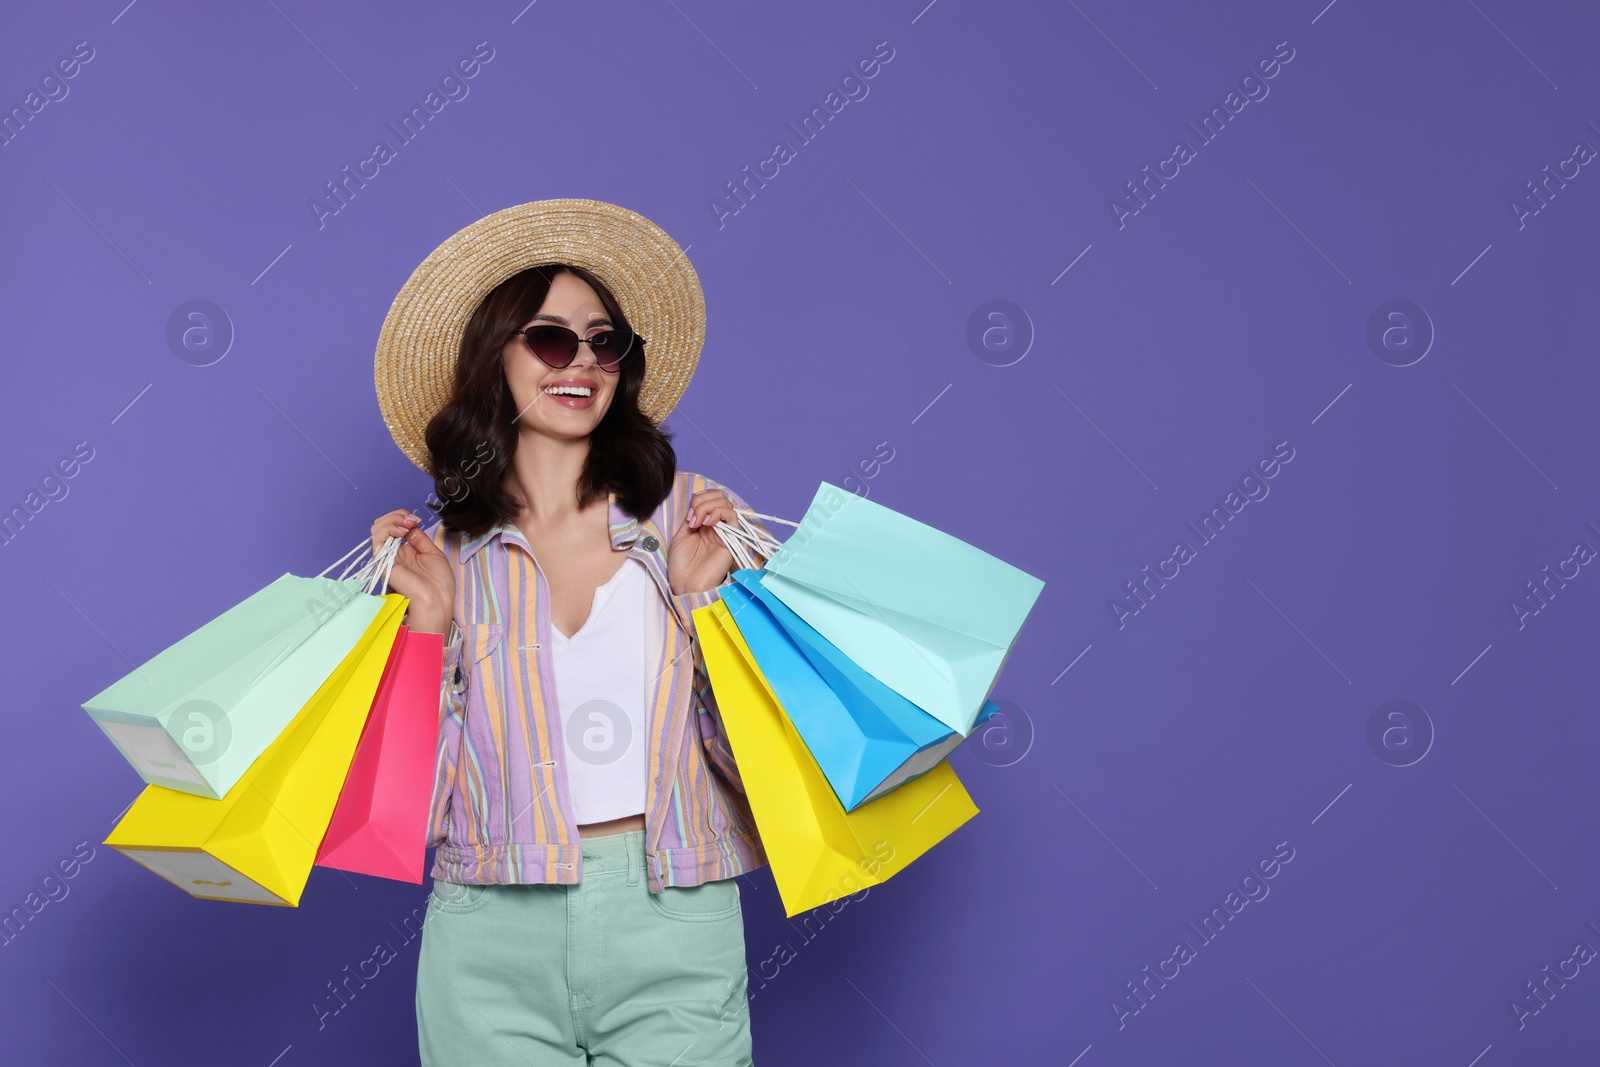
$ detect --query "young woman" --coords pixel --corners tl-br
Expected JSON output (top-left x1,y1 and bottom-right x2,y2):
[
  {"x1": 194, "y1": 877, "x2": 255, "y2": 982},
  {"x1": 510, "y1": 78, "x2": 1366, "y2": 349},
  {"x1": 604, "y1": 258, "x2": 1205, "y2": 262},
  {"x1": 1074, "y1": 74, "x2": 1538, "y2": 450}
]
[{"x1": 368, "y1": 204, "x2": 770, "y2": 1065}]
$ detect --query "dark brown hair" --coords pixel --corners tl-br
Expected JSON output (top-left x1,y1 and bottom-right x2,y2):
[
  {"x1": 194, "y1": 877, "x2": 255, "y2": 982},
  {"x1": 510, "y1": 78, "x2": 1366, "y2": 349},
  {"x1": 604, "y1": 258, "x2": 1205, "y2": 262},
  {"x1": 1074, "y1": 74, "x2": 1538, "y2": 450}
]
[{"x1": 422, "y1": 263, "x2": 678, "y2": 538}]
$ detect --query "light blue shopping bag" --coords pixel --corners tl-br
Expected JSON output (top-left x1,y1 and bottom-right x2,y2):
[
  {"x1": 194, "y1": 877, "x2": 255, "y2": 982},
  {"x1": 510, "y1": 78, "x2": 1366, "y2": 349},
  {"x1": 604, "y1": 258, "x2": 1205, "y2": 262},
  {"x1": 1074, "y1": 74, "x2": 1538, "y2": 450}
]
[
  {"x1": 724, "y1": 569, "x2": 997, "y2": 811},
  {"x1": 81, "y1": 539, "x2": 395, "y2": 799},
  {"x1": 757, "y1": 482, "x2": 1045, "y2": 736}
]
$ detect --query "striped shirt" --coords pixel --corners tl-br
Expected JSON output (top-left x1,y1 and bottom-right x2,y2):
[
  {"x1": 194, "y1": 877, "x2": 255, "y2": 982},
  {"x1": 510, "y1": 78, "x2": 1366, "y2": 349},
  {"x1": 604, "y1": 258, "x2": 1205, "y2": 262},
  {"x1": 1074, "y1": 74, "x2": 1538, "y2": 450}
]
[{"x1": 422, "y1": 470, "x2": 770, "y2": 893}]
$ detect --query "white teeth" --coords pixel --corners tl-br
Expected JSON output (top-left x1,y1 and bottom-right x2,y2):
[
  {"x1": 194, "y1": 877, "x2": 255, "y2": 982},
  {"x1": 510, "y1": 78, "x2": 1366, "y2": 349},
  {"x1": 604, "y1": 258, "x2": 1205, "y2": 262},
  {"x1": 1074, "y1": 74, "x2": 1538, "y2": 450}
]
[{"x1": 544, "y1": 385, "x2": 592, "y2": 397}]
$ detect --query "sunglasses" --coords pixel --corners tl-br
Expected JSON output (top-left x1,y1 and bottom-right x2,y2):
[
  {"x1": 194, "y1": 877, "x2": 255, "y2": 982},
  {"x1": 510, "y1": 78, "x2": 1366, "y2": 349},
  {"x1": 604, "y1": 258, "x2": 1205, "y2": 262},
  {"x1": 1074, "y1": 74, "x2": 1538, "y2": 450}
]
[{"x1": 514, "y1": 324, "x2": 643, "y2": 373}]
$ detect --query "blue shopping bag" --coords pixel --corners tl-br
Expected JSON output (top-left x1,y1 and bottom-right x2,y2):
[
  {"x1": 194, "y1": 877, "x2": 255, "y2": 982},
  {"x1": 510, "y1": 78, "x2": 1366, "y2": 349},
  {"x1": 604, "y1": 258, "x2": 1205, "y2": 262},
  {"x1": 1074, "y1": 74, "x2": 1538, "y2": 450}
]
[
  {"x1": 757, "y1": 482, "x2": 1045, "y2": 735},
  {"x1": 722, "y1": 569, "x2": 998, "y2": 812}
]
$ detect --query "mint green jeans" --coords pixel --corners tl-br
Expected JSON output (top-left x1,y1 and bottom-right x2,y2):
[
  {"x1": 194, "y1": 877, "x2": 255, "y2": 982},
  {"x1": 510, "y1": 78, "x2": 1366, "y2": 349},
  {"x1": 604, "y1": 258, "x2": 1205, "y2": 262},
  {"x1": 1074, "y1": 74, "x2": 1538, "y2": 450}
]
[{"x1": 415, "y1": 829, "x2": 753, "y2": 1066}]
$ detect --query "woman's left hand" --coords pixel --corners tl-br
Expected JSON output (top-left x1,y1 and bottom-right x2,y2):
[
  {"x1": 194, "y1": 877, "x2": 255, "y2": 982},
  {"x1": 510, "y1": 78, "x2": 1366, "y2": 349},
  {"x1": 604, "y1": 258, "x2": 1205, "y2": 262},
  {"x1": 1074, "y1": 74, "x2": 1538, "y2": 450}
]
[{"x1": 668, "y1": 488, "x2": 746, "y2": 594}]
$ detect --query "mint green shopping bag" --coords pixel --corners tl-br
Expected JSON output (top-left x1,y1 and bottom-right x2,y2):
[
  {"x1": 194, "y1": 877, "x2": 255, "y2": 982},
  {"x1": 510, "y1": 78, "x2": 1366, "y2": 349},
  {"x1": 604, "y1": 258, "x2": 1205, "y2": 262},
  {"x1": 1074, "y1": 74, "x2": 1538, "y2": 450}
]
[
  {"x1": 81, "y1": 537, "x2": 398, "y2": 800},
  {"x1": 752, "y1": 482, "x2": 1045, "y2": 736}
]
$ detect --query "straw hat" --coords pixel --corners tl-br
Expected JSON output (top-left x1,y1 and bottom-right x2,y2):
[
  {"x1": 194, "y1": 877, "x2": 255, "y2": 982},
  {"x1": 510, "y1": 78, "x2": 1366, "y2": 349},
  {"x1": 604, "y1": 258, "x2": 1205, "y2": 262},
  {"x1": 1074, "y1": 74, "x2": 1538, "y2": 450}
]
[{"x1": 374, "y1": 198, "x2": 706, "y2": 474}]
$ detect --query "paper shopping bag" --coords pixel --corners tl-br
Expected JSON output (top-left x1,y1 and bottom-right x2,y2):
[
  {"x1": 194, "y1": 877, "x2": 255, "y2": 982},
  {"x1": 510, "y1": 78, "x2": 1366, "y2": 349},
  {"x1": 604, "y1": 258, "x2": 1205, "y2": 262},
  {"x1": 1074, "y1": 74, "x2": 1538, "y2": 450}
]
[
  {"x1": 723, "y1": 570, "x2": 999, "y2": 811},
  {"x1": 104, "y1": 595, "x2": 407, "y2": 906},
  {"x1": 314, "y1": 623, "x2": 446, "y2": 883},
  {"x1": 82, "y1": 571, "x2": 385, "y2": 799},
  {"x1": 693, "y1": 598, "x2": 979, "y2": 917},
  {"x1": 759, "y1": 482, "x2": 1045, "y2": 736}
]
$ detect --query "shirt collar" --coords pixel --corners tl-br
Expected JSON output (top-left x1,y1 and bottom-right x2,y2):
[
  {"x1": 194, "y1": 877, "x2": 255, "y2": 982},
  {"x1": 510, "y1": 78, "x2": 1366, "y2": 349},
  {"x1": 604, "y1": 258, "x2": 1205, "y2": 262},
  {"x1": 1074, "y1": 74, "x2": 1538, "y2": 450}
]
[{"x1": 457, "y1": 490, "x2": 640, "y2": 565}]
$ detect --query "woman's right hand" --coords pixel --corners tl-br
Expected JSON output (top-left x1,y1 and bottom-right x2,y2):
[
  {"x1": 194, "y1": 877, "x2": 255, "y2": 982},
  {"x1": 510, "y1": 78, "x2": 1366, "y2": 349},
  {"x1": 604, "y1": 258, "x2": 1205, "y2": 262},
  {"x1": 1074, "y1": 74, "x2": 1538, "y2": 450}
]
[{"x1": 371, "y1": 509, "x2": 456, "y2": 635}]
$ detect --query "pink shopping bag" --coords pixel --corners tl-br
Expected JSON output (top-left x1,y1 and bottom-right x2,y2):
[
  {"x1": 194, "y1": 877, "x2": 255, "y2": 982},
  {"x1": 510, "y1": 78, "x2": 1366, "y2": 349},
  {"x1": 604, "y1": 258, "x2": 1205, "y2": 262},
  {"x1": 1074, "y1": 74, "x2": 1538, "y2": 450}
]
[{"x1": 314, "y1": 623, "x2": 445, "y2": 883}]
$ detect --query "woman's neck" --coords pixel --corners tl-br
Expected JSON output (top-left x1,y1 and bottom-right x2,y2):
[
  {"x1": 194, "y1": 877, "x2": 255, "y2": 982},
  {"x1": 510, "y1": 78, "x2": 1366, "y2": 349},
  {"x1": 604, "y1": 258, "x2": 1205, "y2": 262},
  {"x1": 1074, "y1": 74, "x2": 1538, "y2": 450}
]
[{"x1": 507, "y1": 429, "x2": 591, "y2": 526}]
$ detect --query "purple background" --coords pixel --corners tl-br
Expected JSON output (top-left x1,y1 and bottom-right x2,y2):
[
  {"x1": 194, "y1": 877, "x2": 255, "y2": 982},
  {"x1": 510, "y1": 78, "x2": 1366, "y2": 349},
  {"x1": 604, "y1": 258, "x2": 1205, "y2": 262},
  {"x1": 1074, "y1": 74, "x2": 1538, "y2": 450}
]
[{"x1": 4, "y1": 0, "x2": 1597, "y2": 1063}]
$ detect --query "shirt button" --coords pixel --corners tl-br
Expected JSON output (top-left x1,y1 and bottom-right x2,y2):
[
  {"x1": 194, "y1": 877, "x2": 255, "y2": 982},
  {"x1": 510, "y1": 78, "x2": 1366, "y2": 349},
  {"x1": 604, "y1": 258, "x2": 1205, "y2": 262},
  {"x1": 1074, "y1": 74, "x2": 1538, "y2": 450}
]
[{"x1": 640, "y1": 535, "x2": 659, "y2": 551}]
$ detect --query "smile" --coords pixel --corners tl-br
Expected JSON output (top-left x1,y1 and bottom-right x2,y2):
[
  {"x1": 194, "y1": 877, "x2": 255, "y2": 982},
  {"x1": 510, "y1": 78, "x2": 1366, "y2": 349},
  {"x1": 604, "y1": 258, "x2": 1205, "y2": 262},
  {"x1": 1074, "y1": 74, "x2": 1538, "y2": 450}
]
[{"x1": 543, "y1": 381, "x2": 598, "y2": 410}]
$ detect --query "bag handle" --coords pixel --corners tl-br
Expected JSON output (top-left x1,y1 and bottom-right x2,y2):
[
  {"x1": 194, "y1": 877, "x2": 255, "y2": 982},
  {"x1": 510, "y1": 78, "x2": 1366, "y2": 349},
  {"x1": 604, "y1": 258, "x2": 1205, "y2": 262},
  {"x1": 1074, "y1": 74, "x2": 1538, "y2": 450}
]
[
  {"x1": 362, "y1": 536, "x2": 404, "y2": 596},
  {"x1": 318, "y1": 535, "x2": 404, "y2": 594},
  {"x1": 320, "y1": 538, "x2": 372, "y2": 581},
  {"x1": 711, "y1": 506, "x2": 798, "y2": 572}
]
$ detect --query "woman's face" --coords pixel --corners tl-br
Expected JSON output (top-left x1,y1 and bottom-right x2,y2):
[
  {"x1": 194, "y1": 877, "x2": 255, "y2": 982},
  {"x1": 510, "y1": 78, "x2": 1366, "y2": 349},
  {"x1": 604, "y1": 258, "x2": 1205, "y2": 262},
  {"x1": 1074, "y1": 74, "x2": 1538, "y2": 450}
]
[{"x1": 503, "y1": 271, "x2": 622, "y2": 441}]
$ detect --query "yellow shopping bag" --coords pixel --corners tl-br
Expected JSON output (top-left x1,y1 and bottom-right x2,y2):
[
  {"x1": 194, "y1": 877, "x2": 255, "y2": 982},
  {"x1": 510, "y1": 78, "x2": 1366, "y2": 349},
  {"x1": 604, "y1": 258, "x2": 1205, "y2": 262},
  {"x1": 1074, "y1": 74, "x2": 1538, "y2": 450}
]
[
  {"x1": 694, "y1": 599, "x2": 979, "y2": 917},
  {"x1": 105, "y1": 594, "x2": 407, "y2": 906}
]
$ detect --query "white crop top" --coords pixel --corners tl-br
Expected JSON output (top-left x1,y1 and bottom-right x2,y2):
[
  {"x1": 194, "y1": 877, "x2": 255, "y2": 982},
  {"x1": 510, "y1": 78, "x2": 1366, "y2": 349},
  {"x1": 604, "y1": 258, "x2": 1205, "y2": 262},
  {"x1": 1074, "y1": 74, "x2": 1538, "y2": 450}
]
[{"x1": 548, "y1": 557, "x2": 663, "y2": 825}]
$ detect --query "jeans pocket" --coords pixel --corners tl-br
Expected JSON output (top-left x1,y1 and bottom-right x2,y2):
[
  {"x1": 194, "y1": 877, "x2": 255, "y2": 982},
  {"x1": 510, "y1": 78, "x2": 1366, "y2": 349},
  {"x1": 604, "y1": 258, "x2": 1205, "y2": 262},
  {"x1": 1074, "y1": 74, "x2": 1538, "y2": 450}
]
[
  {"x1": 646, "y1": 877, "x2": 742, "y2": 923},
  {"x1": 428, "y1": 880, "x2": 491, "y2": 915}
]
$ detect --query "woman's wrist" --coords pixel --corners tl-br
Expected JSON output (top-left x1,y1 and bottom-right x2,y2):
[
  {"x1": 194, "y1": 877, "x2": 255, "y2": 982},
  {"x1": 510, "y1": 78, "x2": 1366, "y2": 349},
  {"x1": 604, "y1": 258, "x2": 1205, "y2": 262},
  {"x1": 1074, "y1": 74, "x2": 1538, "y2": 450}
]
[
  {"x1": 404, "y1": 600, "x2": 453, "y2": 636},
  {"x1": 670, "y1": 570, "x2": 730, "y2": 597}
]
